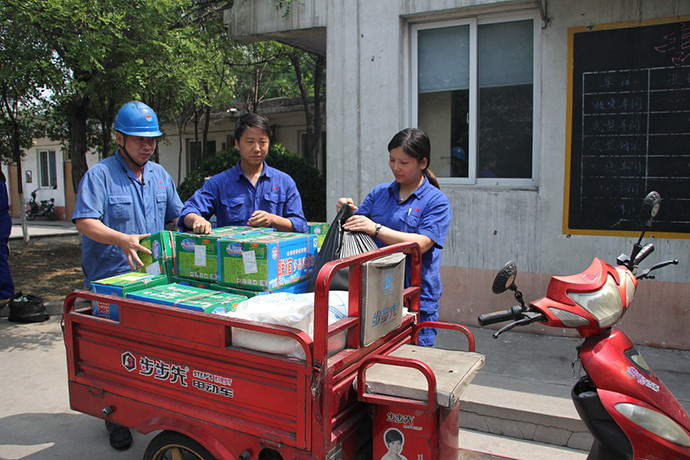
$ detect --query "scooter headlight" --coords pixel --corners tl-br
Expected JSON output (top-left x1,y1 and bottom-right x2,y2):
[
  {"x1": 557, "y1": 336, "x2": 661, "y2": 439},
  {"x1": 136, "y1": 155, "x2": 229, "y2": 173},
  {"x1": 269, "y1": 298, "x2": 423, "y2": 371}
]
[
  {"x1": 615, "y1": 403, "x2": 690, "y2": 448},
  {"x1": 568, "y1": 275, "x2": 623, "y2": 328},
  {"x1": 623, "y1": 271, "x2": 636, "y2": 307}
]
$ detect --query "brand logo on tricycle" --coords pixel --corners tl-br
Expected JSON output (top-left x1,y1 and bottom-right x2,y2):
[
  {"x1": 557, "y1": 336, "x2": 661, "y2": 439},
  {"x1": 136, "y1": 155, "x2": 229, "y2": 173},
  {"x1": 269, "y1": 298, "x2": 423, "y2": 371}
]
[
  {"x1": 386, "y1": 412, "x2": 419, "y2": 429},
  {"x1": 383, "y1": 271, "x2": 393, "y2": 295},
  {"x1": 121, "y1": 351, "x2": 190, "y2": 387},
  {"x1": 122, "y1": 351, "x2": 136, "y2": 372}
]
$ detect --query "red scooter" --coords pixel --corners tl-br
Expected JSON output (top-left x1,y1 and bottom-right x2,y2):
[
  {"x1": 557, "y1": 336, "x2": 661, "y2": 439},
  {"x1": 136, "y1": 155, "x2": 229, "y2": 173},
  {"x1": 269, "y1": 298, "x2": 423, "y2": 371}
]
[{"x1": 478, "y1": 191, "x2": 690, "y2": 460}]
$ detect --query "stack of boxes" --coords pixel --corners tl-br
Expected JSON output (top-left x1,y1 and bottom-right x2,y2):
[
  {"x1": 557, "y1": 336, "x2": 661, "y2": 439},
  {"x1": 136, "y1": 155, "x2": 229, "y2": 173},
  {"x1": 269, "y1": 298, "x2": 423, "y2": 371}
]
[{"x1": 90, "y1": 223, "x2": 328, "y2": 320}]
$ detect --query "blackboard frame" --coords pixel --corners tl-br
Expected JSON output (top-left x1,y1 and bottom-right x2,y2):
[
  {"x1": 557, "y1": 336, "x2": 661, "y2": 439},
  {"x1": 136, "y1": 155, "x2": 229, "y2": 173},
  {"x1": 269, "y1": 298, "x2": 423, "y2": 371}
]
[{"x1": 564, "y1": 16, "x2": 690, "y2": 239}]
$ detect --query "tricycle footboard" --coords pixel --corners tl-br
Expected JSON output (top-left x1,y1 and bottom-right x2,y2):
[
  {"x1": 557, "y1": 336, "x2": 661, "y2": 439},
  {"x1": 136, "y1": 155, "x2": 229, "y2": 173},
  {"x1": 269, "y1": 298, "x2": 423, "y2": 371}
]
[{"x1": 66, "y1": 308, "x2": 313, "y2": 452}]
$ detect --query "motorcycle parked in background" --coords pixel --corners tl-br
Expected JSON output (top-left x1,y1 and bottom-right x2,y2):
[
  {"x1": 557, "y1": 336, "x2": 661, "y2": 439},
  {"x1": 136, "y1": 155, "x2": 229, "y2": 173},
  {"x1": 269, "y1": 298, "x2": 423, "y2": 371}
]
[
  {"x1": 478, "y1": 191, "x2": 690, "y2": 460},
  {"x1": 25, "y1": 188, "x2": 55, "y2": 221}
]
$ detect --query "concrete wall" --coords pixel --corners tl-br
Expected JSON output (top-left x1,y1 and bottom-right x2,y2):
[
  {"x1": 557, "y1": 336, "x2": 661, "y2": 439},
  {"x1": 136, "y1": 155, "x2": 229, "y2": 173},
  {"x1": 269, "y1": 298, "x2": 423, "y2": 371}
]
[{"x1": 229, "y1": 0, "x2": 690, "y2": 347}]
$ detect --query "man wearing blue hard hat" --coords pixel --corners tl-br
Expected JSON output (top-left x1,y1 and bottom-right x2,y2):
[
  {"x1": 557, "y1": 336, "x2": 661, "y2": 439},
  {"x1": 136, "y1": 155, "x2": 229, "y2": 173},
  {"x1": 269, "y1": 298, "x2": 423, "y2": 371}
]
[{"x1": 72, "y1": 101, "x2": 183, "y2": 449}]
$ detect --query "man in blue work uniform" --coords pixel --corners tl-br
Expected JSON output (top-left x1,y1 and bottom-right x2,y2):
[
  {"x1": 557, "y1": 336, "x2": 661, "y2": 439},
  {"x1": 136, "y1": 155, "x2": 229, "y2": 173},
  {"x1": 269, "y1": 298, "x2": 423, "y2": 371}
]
[
  {"x1": 72, "y1": 101, "x2": 183, "y2": 450},
  {"x1": 179, "y1": 113, "x2": 307, "y2": 234}
]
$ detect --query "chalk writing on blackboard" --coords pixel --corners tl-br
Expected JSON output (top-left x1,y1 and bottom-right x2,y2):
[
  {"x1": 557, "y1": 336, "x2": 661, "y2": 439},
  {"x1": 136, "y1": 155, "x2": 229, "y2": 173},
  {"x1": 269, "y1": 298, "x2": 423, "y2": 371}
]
[{"x1": 567, "y1": 19, "x2": 690, "y2": 236}]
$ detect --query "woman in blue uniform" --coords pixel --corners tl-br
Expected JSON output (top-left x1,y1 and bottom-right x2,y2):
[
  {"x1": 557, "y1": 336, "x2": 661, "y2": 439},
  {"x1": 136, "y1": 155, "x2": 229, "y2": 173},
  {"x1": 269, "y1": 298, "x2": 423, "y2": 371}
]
[{"x1": 337, "y1": 128, "x2": 452, "y2": 346}]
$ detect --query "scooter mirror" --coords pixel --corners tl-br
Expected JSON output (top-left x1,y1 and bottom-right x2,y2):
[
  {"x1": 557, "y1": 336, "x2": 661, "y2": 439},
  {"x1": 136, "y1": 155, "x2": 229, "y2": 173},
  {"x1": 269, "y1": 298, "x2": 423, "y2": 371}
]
[
  {"x1": 639, "y1": 191, "x2": 661, "y2": 230},
  {"x1": 492, "y1": 261, "x2": 518, "y2": 294}
]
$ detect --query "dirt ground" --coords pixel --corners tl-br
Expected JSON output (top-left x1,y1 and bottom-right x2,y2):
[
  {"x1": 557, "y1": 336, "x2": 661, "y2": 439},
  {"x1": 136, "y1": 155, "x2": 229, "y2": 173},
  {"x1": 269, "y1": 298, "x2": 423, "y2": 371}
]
[{"x1": 8, "y1": 235, "x2": 84, "y2": 302}]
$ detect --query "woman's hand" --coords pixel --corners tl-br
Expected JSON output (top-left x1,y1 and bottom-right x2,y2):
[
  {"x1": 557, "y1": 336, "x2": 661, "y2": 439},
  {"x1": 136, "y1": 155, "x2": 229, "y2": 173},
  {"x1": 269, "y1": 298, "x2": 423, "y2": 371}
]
[
  {"x1": 343, "y1": 215, "x2": 376, "y2": 236},
  {"x1": 336, "y1": 197, "x2": 358, "y2": 212}
]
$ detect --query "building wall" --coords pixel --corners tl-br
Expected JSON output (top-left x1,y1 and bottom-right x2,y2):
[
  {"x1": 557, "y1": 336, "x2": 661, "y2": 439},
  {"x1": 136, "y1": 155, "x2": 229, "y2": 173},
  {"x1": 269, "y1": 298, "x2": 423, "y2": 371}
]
[{"x1": 320, "y1": 0, "x2": 690, "y2": 348}]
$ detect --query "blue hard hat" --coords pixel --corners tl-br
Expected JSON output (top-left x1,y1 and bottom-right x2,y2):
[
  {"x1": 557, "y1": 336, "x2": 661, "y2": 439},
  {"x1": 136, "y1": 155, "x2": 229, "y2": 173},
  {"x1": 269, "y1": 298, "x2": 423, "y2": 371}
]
[
  {"x1": 451, "y1": 146, "x2": 466, "y2": 161},
  {"x1": 114, "y1": 101, "x2": 162, "y2": 137}
]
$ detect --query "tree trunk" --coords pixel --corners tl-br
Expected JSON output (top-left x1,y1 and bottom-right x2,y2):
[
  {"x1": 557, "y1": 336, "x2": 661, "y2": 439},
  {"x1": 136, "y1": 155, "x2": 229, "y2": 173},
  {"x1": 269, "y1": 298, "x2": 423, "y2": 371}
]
[
  {"x1": 202, "y1": 103, "x2": 211, "y2": 162},
  {"x1": 312, "y1": 55, "x2": 326, "y2": 171},
  {"x1": 12, "y1": 119, "x2": 30, "y2": 244},
  {"x1": 68, "y1": 94, "x2": 91, "y2": 193}
]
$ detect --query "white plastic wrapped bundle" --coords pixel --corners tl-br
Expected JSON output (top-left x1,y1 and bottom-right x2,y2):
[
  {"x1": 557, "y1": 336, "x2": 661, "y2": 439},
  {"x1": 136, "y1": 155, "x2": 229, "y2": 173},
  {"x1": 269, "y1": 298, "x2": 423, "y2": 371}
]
[{"x1": 226, "y1": 291, "x2": 349, "y2": 359}]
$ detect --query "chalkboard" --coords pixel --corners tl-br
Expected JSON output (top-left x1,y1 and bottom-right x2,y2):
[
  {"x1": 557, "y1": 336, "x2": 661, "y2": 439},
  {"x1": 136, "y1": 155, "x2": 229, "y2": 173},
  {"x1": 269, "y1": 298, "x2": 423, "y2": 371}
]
[{"x1": 565, "y1": 18, "x2": 690, "y2": 237}]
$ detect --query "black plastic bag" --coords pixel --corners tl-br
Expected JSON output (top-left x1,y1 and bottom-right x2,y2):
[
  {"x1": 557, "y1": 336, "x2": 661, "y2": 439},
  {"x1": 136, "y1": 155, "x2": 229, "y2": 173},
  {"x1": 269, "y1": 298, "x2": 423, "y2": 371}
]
[
  {"x1": 307, "y1": 204, "x2": 379, "y2": 292},
  {"x1": 8, "y1": 292, "x2": 49, "y2": 323}
]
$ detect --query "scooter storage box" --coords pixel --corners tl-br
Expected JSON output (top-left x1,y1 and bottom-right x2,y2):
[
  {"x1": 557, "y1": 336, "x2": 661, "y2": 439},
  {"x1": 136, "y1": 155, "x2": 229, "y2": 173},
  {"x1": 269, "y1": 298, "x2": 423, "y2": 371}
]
[
  {"x1": 360, "y1": 252, "x2": 405, "y2": 346},
  {"x1": 126, "y1": 283, "x2": 247, "y2": 313},
  {"x1": 91, "y1": 272, "x2": 169, "y2": 321},
  {"x1": 137, "y1": 230, "x2": 177, "y2": 279},
  {"x1": 359, "y1": 345, "x2": 486, "y2": 459},
  {"x1": 174, "y1": 227, "x2": 265, "y2": 282},
  {"x1": 218, "y1": 232, "x2": 317, "y2": 291}
]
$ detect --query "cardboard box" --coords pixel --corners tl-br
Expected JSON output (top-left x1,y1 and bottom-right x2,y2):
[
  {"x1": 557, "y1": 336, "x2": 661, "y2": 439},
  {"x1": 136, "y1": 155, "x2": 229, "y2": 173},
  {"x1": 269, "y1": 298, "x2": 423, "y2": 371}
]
[
  {"x1": 307, "y1": 222, "x2": 330, "y2": 250},
  {"x1": 91, "y1": 272, "x2": 169, "y2": 321},
  {"x1": 170, "y1": 276, "x2": 234, "y2": 293},
  {"x1": 174, "y1": 227, "x2": 263, "y2": 281},
  {"x1": 225, "y1": 279, "x2": 310, "y2": 298},
  {"x1": 126, "y1": 283, "x2": 247, "y2": 313},
  {"x1": 218, "y1": 232, "x2": 318, "y2": 291},
  {"x1": 137, "y1": 231, "x2": 176, "y2": 278}
]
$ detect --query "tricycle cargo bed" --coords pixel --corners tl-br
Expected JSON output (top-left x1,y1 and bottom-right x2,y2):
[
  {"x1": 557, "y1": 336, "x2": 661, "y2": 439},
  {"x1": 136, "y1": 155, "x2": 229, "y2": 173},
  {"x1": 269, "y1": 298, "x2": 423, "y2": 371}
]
[{"x1": 64, "y1": 243, "x2": 422, "y2": 460}]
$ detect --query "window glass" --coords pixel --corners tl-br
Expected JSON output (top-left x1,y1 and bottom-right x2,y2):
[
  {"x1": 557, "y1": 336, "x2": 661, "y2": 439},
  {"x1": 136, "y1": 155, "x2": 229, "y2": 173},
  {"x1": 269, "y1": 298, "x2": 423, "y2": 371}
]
[
  {"x1": 418, "y1": 25, "x2": 470, "y2": 92},
  {"x1": 478, "y1": 20, "x2": 533, "y2": 179},
  {"x1": 39, "y1": 150, "x2": 57, "y2": 187},
  {"x1": 415, "y1": 17, "x2": 535, "y2": 182}
]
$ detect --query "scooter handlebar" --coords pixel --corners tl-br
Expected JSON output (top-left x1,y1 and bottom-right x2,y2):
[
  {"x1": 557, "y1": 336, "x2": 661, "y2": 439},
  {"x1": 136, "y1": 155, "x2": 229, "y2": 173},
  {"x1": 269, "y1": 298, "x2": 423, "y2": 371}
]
[{"x1": 478, "y1": 305, "x2": 523, "y2": 326}]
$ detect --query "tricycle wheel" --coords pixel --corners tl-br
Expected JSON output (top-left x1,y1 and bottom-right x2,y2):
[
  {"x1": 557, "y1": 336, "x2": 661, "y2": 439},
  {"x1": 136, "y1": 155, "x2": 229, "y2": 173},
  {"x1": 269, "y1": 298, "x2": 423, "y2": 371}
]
[{"x1": 143, "y1": 431, "x2": 214, "y2": 460}]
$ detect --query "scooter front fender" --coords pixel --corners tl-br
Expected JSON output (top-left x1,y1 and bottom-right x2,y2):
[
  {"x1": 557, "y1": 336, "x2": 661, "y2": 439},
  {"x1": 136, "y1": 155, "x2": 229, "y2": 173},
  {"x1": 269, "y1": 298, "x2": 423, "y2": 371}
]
[{"x1": 598, "y1": 389, "x2": 690, "y2": 460}]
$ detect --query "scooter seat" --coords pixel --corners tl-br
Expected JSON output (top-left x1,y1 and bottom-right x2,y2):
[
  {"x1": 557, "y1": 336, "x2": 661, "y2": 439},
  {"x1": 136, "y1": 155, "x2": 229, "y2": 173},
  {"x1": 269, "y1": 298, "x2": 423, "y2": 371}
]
[{"x1": 357, "y1": 345, "x2": 485, "y2": 408}]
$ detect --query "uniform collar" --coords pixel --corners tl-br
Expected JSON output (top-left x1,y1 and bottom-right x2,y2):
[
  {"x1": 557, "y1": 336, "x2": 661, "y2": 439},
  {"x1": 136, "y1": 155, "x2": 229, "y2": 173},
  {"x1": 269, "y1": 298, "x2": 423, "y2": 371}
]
[
  {"x1": 388, "y1": 176, "x2": 430, "y2": 203},
  {"x1": 233, "y1": 161, "x2": 272, "y2": 181}
]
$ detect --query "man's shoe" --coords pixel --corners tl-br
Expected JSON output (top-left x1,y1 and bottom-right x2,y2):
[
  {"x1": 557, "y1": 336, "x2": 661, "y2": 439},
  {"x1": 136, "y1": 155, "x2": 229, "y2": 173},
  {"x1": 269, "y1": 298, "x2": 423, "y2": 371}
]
[{"x1": 106, "y1": 422, "x2": 132, "y2": 450}]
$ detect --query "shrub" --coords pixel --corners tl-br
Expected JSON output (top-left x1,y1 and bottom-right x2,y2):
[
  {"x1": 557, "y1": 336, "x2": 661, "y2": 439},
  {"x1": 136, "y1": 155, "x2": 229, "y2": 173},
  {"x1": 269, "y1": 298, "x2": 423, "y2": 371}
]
[{"x1": 177, "y1": 144, "x2": 326, "y2": 222}]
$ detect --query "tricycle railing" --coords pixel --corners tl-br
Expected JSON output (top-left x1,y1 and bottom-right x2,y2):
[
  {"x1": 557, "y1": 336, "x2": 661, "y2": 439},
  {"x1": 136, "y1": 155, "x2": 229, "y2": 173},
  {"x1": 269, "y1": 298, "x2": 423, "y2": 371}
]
[{"x1": 312, "y1": 241, "x2": 421, "y2": 365}]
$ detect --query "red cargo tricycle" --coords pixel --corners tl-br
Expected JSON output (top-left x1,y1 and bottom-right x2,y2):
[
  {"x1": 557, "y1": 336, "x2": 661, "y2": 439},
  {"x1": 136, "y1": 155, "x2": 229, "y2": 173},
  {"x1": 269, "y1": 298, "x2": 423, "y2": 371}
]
[{"x1": 63, "y1": 242, "x2": 484, "y2": 459}]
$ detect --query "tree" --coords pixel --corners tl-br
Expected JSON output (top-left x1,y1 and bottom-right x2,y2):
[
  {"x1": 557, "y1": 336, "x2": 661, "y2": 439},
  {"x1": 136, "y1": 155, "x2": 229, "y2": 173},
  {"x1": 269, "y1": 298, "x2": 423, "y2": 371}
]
[
  {"x1": 0, "y1": 1, "x2": 59, "y2": 242},
  {"x1": 10, "y1": 0, "x2": 235, "y2": 191},
  {"x1": 286, "y1": 49, "x2": 326, "y2": 168}
]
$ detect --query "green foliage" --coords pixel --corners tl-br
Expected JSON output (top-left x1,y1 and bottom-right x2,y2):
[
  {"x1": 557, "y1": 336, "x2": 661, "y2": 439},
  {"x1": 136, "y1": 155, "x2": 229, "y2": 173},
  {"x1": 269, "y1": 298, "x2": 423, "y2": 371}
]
[
  {"x1": 0, "y1": 1, "x2": 59, "y2": 163},
  {"x1": 178, "y1": 143, "x2": 326, "y2": 221}
]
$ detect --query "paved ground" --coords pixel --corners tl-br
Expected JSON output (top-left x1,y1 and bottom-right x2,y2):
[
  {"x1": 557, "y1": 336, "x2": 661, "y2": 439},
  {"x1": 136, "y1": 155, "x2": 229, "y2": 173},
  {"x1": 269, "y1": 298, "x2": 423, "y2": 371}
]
[
  {"x1": 9, "y1": 218, "x2": 78, "y2": 240},
  {"x1": 0, "y1": 316, "x2": 152, "y2": 459}
]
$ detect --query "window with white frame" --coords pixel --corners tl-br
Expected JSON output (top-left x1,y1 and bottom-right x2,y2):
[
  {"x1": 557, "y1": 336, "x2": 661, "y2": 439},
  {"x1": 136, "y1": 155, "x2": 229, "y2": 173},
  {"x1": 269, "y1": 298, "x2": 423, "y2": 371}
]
[
  {"x1": 38, "y1": 150, "x2": 57, "y2": 188},
  {"x1": 412, "y1": 13, "x2": 538, "y2": 185}
]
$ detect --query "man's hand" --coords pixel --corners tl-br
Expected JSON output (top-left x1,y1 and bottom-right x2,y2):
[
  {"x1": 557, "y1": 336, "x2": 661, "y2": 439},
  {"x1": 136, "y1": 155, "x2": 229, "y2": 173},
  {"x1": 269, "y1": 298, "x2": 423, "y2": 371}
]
[
  {"x1": 188, "y1": 215, "x2": 212, "y2": 234},
  {"x1": 119, "y1": 233, "x2": 151, "y2": 271},
  {"x1": 247, "y1": 210, "x2": 274, "y2": 228}
]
